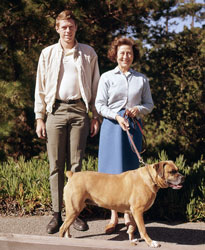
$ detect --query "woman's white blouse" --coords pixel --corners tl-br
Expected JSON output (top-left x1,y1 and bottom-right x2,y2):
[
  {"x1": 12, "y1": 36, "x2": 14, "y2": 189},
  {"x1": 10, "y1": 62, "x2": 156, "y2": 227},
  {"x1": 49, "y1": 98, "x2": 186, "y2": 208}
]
[{"x1": 95, "y1": 67, "x2": 154, "y2": 120}]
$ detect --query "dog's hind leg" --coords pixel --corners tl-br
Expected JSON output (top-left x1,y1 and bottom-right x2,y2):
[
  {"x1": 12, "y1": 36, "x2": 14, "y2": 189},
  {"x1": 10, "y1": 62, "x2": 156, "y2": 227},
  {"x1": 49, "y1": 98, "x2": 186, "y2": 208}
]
[
  {"x1": 59, "y1": 210, "x2": 77, "y2": 238},
  {"x1": 59, "y1": 193, "x2": 86, "y2": 238},
  {"x1": 131, "y1": 208, "x2": 160, "y2": 248},
  {"x1": 59, "y1": 204, "x2": 86, "y2": 238}
]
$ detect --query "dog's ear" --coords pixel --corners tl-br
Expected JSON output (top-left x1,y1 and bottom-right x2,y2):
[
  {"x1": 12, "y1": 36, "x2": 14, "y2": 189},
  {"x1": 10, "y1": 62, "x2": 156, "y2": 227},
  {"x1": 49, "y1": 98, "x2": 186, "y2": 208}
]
[{"x1": 153, "y1": 162, "x2": 166, "y2": 178}]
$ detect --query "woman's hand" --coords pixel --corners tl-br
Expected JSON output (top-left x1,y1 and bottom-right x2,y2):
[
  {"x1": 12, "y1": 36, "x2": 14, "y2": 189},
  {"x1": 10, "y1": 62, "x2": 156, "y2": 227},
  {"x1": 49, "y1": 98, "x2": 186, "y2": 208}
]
[
  {"x1": 125, "y1": 106, "x2": 139, "y2": 118},
  {"x1": 116, "y1": 115, "x2": 129, "y2": 131}
]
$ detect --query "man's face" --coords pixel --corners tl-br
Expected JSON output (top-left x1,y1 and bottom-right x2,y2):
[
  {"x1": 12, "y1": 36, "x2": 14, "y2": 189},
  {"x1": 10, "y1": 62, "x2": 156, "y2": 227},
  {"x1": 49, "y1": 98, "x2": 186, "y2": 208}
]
[{"x1": 56, "y1": 19, "x2": 77, "y2": 46}]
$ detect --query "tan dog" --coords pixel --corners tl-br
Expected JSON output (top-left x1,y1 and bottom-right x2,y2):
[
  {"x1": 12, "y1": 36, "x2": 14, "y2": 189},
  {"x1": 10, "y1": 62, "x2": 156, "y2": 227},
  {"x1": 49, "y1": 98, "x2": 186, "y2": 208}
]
[{"x1": 59, "y1": 161, "x2": 184, "y2": 248}]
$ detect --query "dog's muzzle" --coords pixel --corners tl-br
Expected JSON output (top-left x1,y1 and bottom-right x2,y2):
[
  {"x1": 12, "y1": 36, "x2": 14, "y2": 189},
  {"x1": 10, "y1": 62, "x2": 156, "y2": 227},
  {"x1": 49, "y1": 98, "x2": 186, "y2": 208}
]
[{"x1": 167, "y1": 174, "x2": 185, "y2": 190}]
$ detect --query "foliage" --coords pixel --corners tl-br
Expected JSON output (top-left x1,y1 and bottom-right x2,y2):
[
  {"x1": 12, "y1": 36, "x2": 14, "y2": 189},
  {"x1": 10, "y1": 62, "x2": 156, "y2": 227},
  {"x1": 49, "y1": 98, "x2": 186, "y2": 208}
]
[
  {"x1": 149, "y1": 0, "x2": 204, "y2": 32},
  {"x1": 145, "y1": 151, "x2": 205, "y2": 222},
  {"x1": 0, "y1": 154, "x2": 51, "y2": 215},
  {"x1": 0, "y1": 0, "x2": 157, "y2": 160},
  {"x1": 0, "y1": 80, "x2": 44, "y2": 161},
  {"x1": 82, "y1": 155, "x2": 98, "y2": 172},
  {"x1": 0, "y1": 152, "x2": 97, "y2": 215},
  {"x1": 0, "y1": 1, "x2": 204, "y2": 221},
  {"x1": 0, "y1": 0, "x2": 204, "y2": 163},
  {"x1": 142, "y1": 27, "x2": 204, "y2": 162},
  {"x1": 0, "y1": 0, "x2": 57, "y2": 82},
  {"x1": 176, "y1": 0, "x2": 204, "y2": 28},
  {"x1": 0, "y1": 152, "x2": 204, "y2": 222}
]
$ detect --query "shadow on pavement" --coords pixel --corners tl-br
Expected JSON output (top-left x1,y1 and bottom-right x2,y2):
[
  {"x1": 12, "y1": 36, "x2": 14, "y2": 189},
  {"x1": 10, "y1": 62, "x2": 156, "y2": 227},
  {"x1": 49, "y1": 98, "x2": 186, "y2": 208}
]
[{"x1": 76, "y1": 222, "x2": 205, "y2": 246}]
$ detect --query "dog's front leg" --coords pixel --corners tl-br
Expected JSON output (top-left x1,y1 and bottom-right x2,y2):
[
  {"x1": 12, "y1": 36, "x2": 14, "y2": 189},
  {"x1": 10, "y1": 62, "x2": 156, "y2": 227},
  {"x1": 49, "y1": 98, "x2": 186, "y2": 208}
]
[
  {"x1": 126, "y1": 214, "x2": 137, "y2": 245},
  {"x1": 132, "y1": 208, "x2": 161, "y2": 248},
  {"x1": 127, "y1": 223, "x2": 138, "y2": 245}
]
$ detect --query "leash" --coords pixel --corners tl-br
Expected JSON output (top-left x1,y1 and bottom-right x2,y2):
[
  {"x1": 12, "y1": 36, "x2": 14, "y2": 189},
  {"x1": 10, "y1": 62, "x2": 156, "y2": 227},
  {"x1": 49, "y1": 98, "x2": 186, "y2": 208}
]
[
  {"x1": 123, "y1": 112, "x2": 146, "y2": 166},
  {"x1": 122, "y1": 112, "x2": 159, "y2": 184},
  {"x1": 127, "y1": 128, "x2": 157, "y2": 184},
  {"x1": 122, "y1": 111, "x2": 158, "y2": 184},
  {"x1": 126, "y1": 129, "x2": 146, "y2": 165}
]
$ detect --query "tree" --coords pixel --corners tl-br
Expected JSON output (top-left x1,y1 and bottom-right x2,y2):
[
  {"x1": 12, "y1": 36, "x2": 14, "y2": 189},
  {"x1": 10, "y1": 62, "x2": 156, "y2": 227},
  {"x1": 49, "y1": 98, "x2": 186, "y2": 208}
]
[
  {"x1": 0, "y1": 0, "x2": 160, "y2": 159},
  {"x1": 150, "y1": 0, "x2": 178, "y2": 33},
  {"x1": 176, "y1": 0, "x2": 204, "y2": 28},
  {"x1": 0, "y1": 0, "x2": 203, "y2": 162},
  {"x1": 143, "y1": 27, "x2": 204, "y2": 162},
  {"x1": 0, "y1": 0, "x2": 57, "y2": 82}
]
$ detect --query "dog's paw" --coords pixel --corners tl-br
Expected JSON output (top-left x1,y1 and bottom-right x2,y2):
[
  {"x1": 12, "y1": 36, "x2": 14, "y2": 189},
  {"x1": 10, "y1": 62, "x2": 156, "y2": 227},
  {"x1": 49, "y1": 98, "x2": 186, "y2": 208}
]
[
  {"x1": 131, "y1": 239, "x2": 138, "y2": 245},
  {"x1": 64, "y1": 231, "x2": 71, "y2": 238},
  {"x1": 150, "y1": 240, "x2": 161, "y2": 248}
]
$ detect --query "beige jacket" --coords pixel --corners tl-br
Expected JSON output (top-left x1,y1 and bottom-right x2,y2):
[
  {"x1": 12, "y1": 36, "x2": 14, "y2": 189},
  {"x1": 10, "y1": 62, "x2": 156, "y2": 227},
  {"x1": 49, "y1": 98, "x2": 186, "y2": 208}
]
[{"x1": 34, "y1": 41, "x2": 100, "y2": 120}]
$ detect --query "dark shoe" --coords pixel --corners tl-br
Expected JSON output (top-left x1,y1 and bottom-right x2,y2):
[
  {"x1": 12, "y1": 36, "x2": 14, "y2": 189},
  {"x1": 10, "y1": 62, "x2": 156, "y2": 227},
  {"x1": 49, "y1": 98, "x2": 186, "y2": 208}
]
[
  {"x1": 73, "y1": 217, "x2": 89, "y2": 231},
  {"x1": 46, "y1": 215, "x2": 63, "y2": 234}
]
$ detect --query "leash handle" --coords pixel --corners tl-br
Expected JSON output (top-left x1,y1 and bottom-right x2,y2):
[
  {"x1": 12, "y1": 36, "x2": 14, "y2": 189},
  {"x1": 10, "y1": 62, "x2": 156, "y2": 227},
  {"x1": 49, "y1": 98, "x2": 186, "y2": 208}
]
[{"x1": 123, "y1": 111, "x2": 144, "y2": 135}]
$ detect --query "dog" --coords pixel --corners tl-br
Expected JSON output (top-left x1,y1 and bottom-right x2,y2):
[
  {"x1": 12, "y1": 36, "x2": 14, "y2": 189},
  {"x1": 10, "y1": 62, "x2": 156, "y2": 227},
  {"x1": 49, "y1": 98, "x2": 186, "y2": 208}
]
[{"x1": 59, "y1": 161, "x2": 185, "y2": 248}]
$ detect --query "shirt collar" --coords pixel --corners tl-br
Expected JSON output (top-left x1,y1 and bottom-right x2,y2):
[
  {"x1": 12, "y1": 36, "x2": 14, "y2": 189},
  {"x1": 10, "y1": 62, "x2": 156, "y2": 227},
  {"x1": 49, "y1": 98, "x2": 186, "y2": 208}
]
[
  {"x1": 58, "y1": 39, "x2": 78, "y2": 53},
  {"x1": 114, "y1": 66, "x2": 134, "y2": 76}
]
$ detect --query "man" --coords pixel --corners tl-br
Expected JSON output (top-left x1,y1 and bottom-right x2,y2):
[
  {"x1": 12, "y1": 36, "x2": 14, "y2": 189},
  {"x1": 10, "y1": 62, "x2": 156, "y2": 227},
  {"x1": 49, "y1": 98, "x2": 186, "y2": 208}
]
[{"x1": 34, "y1": 10, "x2": 100, "y2": 234}]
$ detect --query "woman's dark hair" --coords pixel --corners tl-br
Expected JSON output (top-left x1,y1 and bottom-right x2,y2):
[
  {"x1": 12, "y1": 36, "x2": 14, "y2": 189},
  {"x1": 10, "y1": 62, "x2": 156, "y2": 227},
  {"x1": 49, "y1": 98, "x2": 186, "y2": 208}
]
[{"x1": 108, "y1": 37, "x2": 139, "y2": 63}]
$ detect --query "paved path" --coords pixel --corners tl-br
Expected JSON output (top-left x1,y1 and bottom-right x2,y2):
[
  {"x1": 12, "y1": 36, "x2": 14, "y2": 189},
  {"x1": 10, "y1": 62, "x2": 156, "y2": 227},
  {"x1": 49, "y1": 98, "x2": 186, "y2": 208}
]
[{"x1": 0, "y1": 215, "x2": 204, "y2": 250}]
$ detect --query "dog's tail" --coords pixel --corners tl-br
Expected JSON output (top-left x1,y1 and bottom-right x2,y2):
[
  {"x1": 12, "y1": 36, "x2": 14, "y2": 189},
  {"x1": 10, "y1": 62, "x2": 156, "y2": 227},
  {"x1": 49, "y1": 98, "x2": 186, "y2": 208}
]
[{"x1": 66, "y1": 171, "x2": 73, "y2": 179}]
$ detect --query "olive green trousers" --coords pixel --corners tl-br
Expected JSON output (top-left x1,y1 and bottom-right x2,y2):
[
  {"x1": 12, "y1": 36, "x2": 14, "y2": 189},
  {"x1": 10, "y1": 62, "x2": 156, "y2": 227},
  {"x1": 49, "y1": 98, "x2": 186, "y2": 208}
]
[{"x1": 46, "y1": 100, "x2": 89, "y2": 212}]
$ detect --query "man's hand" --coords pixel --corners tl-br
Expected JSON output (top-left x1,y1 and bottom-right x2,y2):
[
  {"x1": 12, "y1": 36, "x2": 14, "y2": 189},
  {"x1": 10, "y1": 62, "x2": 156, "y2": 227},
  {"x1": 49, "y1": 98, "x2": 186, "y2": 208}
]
[
  {"x1": 116, "y1": 115, "x2": 129, "y2": 131},
  {"x1": 36, "y1": 119, "x2": 46, "y2": 139},
  {"x1": 90, "y1": 118, "x2": 100, "y2": 137}
]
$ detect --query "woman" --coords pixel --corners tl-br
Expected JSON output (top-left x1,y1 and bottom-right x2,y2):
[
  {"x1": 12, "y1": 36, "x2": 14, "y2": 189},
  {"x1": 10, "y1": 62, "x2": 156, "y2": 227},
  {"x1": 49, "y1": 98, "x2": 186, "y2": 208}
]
[{"x1": 95, "y1": 37, "x2": 154, "y2": 234}]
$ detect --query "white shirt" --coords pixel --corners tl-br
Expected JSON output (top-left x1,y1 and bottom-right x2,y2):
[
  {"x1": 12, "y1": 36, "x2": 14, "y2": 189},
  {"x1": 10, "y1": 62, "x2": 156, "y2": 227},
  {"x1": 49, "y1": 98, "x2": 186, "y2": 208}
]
[
  {"x1": 95, "y1": 67, "x2": 154, "y2": 120},
  {"x1": 56, "y1": 48, "x2": 81, "y2": 101}
]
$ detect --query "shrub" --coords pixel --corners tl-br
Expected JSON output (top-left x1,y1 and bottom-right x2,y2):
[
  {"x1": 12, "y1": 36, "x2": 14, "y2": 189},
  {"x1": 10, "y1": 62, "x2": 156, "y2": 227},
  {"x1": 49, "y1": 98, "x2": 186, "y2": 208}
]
[
  {"x1": 145, "y1": 151, "x2": 205, "y2": 222},
  {"x1": 0, "y1": 151, "x2": 204, "y2": 221},
  {"x1": 0, "y1": 80, "x2": 44, "y2": 161},
  {"x1": 144, "y1": 28, "x2": 204, "y2": 164},
  {"x1": 0, "y1": 154, "x2": 51, "y2": 215}
]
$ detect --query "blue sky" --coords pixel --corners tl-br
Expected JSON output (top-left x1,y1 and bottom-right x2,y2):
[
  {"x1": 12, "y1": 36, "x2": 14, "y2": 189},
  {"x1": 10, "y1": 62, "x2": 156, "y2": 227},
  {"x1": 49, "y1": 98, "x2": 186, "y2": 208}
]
[{"x1": 158, "y1": 0, "x2": 205, "y2": 32}]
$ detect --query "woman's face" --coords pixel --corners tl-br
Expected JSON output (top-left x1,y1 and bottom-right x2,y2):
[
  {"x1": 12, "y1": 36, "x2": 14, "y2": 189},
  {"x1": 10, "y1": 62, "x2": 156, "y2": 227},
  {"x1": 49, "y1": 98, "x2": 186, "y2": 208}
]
[{"x1": 116, "y1": 45, "x2": 134, "y2": 73}]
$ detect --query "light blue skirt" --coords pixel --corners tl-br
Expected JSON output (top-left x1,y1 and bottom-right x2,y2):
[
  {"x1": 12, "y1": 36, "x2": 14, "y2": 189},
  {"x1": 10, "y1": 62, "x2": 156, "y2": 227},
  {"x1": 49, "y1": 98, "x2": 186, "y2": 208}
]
[{"x1": 98, "y1": 110, "x2": 142, "y2": 174}]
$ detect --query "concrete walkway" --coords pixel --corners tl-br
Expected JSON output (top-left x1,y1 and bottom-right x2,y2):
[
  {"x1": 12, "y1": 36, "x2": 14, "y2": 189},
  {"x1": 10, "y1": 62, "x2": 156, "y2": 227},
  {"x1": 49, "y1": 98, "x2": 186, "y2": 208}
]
[{"x1": 0, "y1": 215, "x2": 204, "y2": 250}]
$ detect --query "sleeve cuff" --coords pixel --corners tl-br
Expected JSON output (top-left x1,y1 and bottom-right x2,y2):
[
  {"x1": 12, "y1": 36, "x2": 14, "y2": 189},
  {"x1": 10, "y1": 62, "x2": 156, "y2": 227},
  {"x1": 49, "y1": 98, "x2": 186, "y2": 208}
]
[{"x1": 35, "y1": 113, "x2": 45, "y2": 120}]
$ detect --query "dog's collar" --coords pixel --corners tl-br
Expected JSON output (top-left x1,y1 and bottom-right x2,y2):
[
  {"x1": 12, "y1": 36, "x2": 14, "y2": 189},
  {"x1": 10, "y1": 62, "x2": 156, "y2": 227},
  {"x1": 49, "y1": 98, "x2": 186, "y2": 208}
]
[
  {"x1": 145, "y1": 165, "x2": 169, "y2": 189},
  {"x1": 145, "y1": 165, "x2": 157, "y2": 186}
]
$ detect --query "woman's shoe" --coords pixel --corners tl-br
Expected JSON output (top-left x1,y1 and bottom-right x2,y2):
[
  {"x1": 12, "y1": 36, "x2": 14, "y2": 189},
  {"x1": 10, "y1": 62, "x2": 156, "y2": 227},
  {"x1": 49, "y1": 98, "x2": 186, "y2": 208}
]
[{"x1": 105, "y1": 222, "x2": 117, "y2": 234}]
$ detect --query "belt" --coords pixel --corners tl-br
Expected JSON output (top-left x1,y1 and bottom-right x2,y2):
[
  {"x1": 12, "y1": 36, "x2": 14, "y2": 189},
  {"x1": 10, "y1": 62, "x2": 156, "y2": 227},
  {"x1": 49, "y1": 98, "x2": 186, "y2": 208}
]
[{"x1": 55, "y1": 98, "x2": 82, "y2": 104}]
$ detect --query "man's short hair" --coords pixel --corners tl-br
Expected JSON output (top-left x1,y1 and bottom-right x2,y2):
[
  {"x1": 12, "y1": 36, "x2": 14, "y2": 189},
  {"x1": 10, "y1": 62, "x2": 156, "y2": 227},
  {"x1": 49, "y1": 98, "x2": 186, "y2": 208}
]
[{"x1": 56, "y1": 10, "x2": 77, "y2": 28}]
